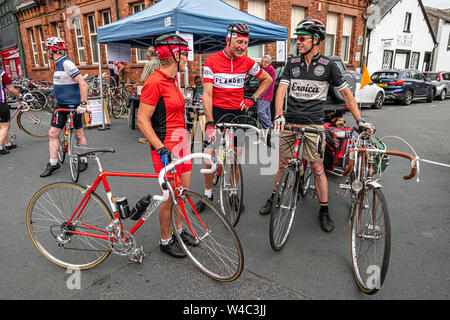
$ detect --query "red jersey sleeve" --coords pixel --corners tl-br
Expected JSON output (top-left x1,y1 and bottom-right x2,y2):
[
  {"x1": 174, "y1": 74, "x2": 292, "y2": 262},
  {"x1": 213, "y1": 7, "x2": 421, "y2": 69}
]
[
  {"x1": 2, "y1": 72, "x2": 12, "y2": 87},
  {"x1": 140, "y1": 74, "x2": 161, "y2": 106},
  {"x1": 246, "y1": 56, "x2": 263, "y2": 78},
  {"x1": 203, "y1": 56, "x2": 214, "y2": 84}
]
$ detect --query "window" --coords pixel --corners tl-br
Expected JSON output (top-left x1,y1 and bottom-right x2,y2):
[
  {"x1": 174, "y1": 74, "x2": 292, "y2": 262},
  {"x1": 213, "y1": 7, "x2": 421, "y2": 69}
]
[
  {"x1": 341, "y1": 16, "x2": 353, "y2": 63},
  {"x1": 382, "y1": 50, "x2": 393, "y2": 69},
  {"x1": 443, "y1": 72, "x2": 450, "y2": 81},
  {"x1": 55, "y1": 24, "x2": 62, "y2": 39},
  {"x1": 74, "y1": 17, "x2": 86, "y2": 64},
  {"x1": 247, "y1": 0, "x2": 265, "y2": 61},
  {"x1": 447, "y1": 32, "x2": 450, "y2": 51},
  {"x1": 29, "y1": 28, "x2": 39, "y2": 66},
  {"x1": 87, "y1": 14, "x2": 98, "y2": 64},
  {"x1": 132, "y1": 3, "x2": 147, "y2": 62},
  {"x1": 410, "y1": 52, "x2": 420, "y2": 69},
  {"x1": 37, "y1": 26, "x2": 48, "y2": 67},
  {"x1": 290, "y1": 6, "x2": 305, "y2": 56},
  {"x1": 403, "y1": 13, "x2": 411, "y2": 32},
  {"x1": 102, "y1": 10, "x2": 112, "y2": 60},
  {"x1": 325, "y1": 13, "x2": 337, "y2": 56},
  {"x1": 223, "y1": 0, "x2": 239, "y2": 8}
]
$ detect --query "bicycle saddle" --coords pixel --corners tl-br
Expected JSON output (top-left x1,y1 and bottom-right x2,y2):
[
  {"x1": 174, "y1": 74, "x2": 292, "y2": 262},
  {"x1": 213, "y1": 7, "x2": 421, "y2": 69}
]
[{"x1": 73, "y1": 145, "x2": 115, "y2": 156}]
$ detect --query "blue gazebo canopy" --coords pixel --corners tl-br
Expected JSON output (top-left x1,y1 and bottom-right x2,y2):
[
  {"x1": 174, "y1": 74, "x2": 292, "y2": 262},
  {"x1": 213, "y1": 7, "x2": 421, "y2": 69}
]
[{"x1": 97, "y1": 0, "x2": 288, "y2": 53}]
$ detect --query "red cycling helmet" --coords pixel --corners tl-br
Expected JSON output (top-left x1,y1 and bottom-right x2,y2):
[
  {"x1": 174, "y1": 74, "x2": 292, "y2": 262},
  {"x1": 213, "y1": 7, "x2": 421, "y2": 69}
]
[{"x1": 45, "y1": 37, "x2": 67, "y2": 53}]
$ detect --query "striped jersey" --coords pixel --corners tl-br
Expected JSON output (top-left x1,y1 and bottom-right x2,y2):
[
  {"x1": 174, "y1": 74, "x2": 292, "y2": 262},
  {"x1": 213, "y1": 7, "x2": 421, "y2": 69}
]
[
  {"x1": 0, "y1": 70, "x2": 13, "y2": 103},
  {"x1": 53, "y1": 56, "x2": 81, "y2": 105},
  {"x1": 203, "y1": 49, "x2": 263, "y2": 110}
]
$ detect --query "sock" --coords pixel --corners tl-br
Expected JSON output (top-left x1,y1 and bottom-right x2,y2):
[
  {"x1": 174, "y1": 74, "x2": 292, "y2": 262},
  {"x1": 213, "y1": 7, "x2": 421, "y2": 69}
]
[
  {"x1": 0, "y1": 146, "x2": 3, "y2": 151},
  {"x1": 49, "y1": 158, "x2": 58, "y2": 166},
  {"x1": 319, "y1": 202, "x2": 329, "y2": 214},
  {"x1": 4, "y1": 143, "x2": 11, "y2": 147},
  {"x1": 160, "y1": 238, "x2": 171, "y2": 245},
  {"x1": 204, "y1": 188, "x2": 212, "y2": 199},
  {"x1": 270, "y1": 189, "x2": 276, "y2": 200}
]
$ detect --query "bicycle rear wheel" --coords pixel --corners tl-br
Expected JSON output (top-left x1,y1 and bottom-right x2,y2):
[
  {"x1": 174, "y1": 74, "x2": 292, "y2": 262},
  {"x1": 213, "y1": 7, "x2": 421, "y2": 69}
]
[
  {"x1": 17, "y1": 109, "x2": 53, "y2": 138},
  {"x1": 26, "y1": 182, "x2": 113, "y2": 270},
  {"x1": 172, "y1": 191, "x2": 244, "y2": 282},
  {"x1": 218, "y1": 151, "x2": 244, "y2": 227},
  {"x1": 68, "y1": 130, "x2": 80, "y2": 183},
  {"x1": 270, "y1": 165, "x2": 299, "y2": 251},
  {"x1": 30, "y1": 89, "x2": 48, "y2": 110},
  {"x1": 350, "y1": 184, "x2": 391, "y2": 294}
]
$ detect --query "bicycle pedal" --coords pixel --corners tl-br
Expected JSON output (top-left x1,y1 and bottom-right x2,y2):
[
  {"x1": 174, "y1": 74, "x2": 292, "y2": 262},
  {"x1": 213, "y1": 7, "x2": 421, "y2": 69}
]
[{"x1": 129, "y1": 246, "x2": 145, "y2": 264}]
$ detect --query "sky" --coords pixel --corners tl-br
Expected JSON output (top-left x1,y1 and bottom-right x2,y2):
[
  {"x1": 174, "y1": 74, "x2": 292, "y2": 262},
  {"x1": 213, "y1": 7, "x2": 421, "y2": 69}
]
[{"x1": 421, "y1": 0, "x2": 449, "y2": 9}]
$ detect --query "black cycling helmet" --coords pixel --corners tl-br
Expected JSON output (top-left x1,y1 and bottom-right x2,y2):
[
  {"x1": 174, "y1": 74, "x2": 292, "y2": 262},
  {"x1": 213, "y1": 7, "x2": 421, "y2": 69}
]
[
  {"x1": 227, "y1": 22, "x2": 250, "y2": 38},
  {"x1": 294, "y1": 18, "x2": 326, "y2": 43}
]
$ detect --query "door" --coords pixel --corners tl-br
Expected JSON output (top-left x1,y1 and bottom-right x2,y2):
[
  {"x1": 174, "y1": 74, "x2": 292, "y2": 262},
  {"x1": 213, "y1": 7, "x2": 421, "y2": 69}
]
[{"x1": 394, "y1": 53, "x2": 408, "y2": 69}]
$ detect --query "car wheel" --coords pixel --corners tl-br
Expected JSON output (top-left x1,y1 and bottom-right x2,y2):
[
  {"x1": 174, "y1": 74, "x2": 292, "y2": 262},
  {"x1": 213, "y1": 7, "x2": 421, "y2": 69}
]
[
  {"x1": 439, "y1": 89, "x2": 446, "y2": 101},
  {"x1": 401, "y1": 90, "x2": 413, "y2": 105},
  {"x1": 372, "y1": 91, "x2": 384, "y2": 109}
]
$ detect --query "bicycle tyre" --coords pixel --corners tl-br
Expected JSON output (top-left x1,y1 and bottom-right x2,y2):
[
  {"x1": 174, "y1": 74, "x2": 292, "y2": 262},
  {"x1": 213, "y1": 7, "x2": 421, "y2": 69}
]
[
  {"x1": 218, "y1": 151, "x2": 244, "y2": 227},
  {"x1": 30, "y1": 89, "x2": 48, "y2": 110},
  {"x1": 68, "y1": 130, "x2": 80, "y2": 183},
  {"x1": 270, "y1": 165, "x2": 299, "y2": 251},
  {"x1": 171, "y1": 190, "x2": 244, "y2": 282},
  {"x1": 17, "y1": 108, "x2": 53, "y2": 138},
  {"x1": 57, "y1": 131, "x2": 67, "y2": 164},
  {"x1": 26, "y1": 182, "x2": 113, "y2": 270},
  {"x1": 350, "y1": 184, "x2": 391, "y2": 294},
  {"x1": 299, "y1": 160, "x2": 313, "y2": 198}
]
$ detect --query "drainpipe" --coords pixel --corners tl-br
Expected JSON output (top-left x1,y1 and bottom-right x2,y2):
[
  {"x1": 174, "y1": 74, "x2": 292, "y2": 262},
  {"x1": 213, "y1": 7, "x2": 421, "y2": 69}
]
[
  {"x1": 14, "y1": 8, "x2": 27, "y2": 77},
  {"x1": 360, "y1": 0, "x2": 372, "y2": 71}
]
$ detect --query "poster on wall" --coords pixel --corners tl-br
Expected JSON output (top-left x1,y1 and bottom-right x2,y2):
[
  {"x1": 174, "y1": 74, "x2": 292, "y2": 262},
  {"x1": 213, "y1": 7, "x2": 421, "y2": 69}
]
[
  {"x1": 276, "y1": 41, "x2": 286, "y2": 62},
  {"x1": 106, "y1": 43, "x2": 132, "y2": 62},
  {"x1": 178, "y1": 32, "x2": 194, "y2": 61}
]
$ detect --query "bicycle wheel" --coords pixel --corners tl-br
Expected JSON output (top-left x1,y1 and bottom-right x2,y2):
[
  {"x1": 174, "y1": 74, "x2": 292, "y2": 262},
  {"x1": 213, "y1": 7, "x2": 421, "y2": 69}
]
[
  {"x1": 299, "y1": 160, "x2": 313, "y2": 198},
  {"x1": 171, "y1": 190, "x2": 244, "y2": 282},
  {"x1": 270, "y1": 165, "x2": 299, "y2": 251},
  {"x1": 350, "y1": 184, "x2": 391, "y2": 294},
  {"x1": 30, "y1": 90, "x2": 48, "y2": 110},
  {"x1": 218, "y1": 151, "x2": 244, "y2": 227},
  {"x1": 68, "y1": 130, "x2": 80, "y2": 183},
  {"x1": 17, "y1": 108, "x2": 53, "y2": 138},
  {"x1": 57, "y1": 130, "x2": 67, "y2": 164},
  {"x1": 26, "y1": 182, "x2": 113, "y2": 269}
]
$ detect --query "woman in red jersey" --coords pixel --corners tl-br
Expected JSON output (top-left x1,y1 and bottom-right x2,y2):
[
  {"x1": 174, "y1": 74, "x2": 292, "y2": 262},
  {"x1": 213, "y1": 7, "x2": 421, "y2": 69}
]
[{"x1": 137, "y1": 34, "x2": 194, "y2": 258}]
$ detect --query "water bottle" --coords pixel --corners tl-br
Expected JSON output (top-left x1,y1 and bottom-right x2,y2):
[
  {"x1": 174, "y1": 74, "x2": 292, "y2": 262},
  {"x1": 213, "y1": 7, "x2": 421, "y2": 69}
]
[
  {"x1": 130, "y1": 194, "x2": 152, "y2": 221},
  {"x1": 116, "y1": 197, "x2": 131, "y2": 219}
]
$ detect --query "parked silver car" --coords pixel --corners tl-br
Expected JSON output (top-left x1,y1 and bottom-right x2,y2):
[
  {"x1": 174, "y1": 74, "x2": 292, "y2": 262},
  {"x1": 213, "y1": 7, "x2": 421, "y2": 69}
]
[{"x1": 424, "y1": 71, "x2": 450, "y2": 100}]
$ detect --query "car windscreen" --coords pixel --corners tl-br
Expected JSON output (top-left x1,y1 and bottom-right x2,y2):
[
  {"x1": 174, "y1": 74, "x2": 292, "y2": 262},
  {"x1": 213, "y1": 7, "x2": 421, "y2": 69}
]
[
  {"x1": 424, "y1": 73, "x2": 438, "y2": 80},
  {"x1": 372, "y1": 72, "x2": 399, "y2": 80}
]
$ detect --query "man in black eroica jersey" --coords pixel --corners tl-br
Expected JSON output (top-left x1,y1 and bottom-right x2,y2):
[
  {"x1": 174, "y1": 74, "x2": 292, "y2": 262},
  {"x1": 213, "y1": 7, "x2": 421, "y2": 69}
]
[{"x1": 259, "y1": 18, "x2": 375, "y2": 233}]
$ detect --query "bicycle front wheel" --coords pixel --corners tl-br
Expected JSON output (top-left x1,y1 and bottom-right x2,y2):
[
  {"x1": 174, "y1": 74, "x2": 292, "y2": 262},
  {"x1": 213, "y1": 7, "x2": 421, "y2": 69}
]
[
  {"x1": 218, "y1": 152, "x2": 244, "y2": 227},
  {"x1": 17, "y1": 109, "x2": 53, "y2": 138},
  {"x1": 172, "y1": 191, "x2": 244, "y2": 282},
  {"x1": 270, "y1": 165, "x2": 299, "y2": 251},
  {"x1": 26, "y1": 182, "x2": 113, "y2": 270},
  {"x1": 299, "y1": 160, "x2": 313, "y2": 198},
  {"x1": 350, "y1": 184, "x2": 391, "y2": 294},
  {"x1": 68, "y1": 130, "x2": 79, "y2": 183},
  {"x1": 57, "y1": 130, "x2": 67, "y2": 164}
]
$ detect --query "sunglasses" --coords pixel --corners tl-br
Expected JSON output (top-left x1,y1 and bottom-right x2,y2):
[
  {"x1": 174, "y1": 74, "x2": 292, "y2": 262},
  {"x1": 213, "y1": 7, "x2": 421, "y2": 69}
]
[{"x1": 297, "y1": 36, "x2": 312, "y2": 43}]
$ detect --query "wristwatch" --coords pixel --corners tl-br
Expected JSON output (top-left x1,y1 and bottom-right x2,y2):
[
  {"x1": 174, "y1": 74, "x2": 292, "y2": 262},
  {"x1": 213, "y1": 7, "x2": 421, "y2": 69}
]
[
  {"x1": 356, "y1": 118, "x2": 365, "y2": 125},
  {"x1": 80, "y1": 101, "x2": 87, "y2": 106}
]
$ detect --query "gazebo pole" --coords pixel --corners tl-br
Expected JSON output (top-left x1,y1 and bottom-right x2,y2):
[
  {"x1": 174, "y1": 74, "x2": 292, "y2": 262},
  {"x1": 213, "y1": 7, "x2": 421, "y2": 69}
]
[{"x1": 97, "y1": 42, "x2": 109, "y2": 130}]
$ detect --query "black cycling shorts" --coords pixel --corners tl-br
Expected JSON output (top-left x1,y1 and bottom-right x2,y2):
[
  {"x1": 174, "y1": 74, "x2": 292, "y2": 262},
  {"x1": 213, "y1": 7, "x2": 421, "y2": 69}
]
[
  {"x1": 51, "y1": 104, "x2": 83, "y2": 130},
  {"x1": 0, "y1": 102, "x2": 11, "y2": 123}
]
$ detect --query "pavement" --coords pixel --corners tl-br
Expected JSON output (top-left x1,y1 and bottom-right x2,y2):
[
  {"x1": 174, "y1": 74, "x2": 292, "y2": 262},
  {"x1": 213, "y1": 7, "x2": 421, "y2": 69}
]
[{"x1": 0, "y1": 98, "x2": 449, "y2": 303}]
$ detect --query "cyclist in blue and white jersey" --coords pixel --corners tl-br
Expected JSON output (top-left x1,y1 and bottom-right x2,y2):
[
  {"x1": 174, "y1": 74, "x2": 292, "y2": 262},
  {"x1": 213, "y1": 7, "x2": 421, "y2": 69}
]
[{"x1": 40, "y1": 37, "x2": 89, "y2": 177}]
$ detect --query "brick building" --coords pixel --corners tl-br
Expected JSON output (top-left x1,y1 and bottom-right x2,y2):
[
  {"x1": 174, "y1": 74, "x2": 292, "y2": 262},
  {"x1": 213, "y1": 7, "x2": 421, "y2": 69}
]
[{"x1": 15, "y1": 0, "x2": 370, "y2": 84}]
